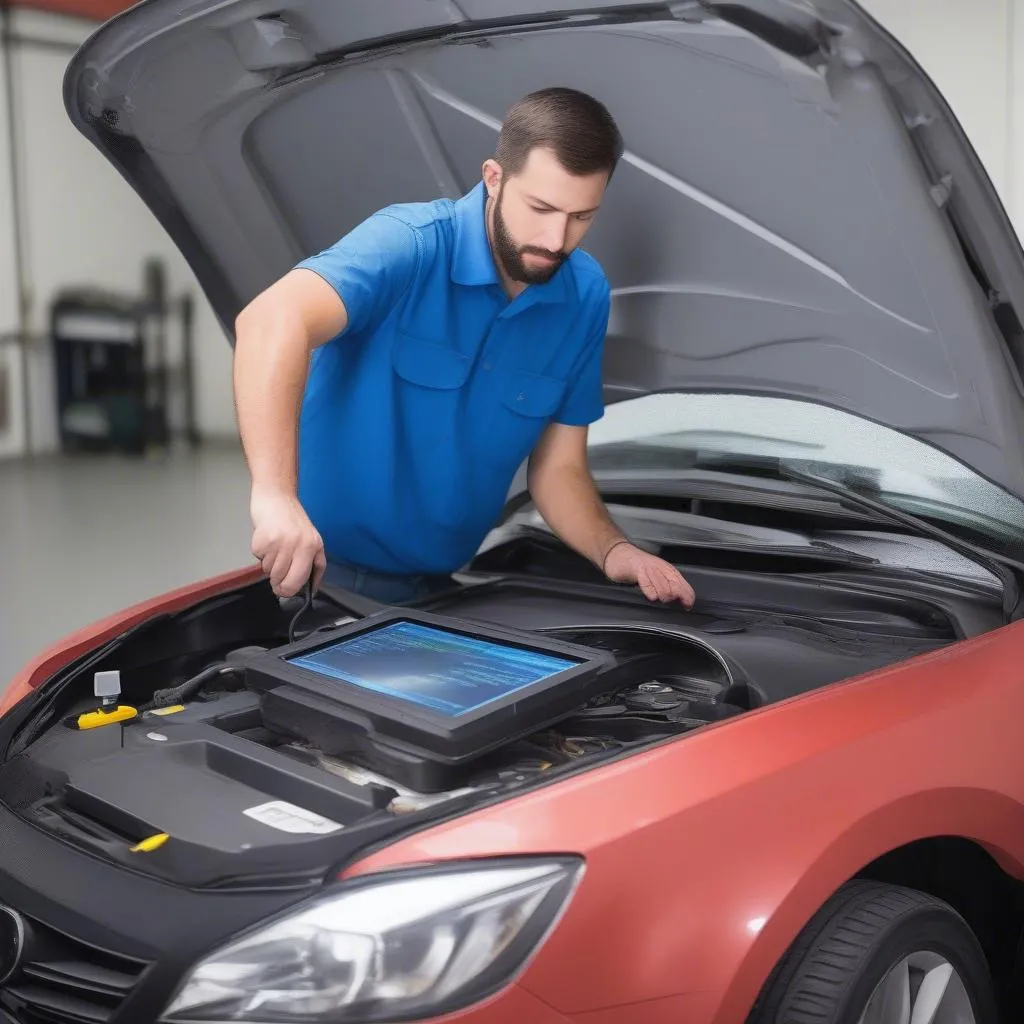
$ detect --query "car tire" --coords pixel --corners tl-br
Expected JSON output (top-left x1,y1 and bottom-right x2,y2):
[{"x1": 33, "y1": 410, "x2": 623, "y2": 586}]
[{"x1": 747, "y1": 879, "x2": 998, "y2": 1024}]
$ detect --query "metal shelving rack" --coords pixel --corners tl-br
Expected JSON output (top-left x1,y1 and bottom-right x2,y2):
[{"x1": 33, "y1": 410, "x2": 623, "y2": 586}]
[{"x1": 50, "y1": 282, "x2": 199, "y2": 456}]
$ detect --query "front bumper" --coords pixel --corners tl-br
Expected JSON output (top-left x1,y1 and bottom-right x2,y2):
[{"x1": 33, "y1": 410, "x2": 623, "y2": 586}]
[{"x1": 0, "y1": 798, "x2": 314, "y2": 1023}]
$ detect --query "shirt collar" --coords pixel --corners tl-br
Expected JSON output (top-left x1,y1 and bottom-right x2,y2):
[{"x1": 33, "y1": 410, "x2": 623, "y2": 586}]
[{"x1": 451, "y1": 181, "x2": 569, "y2": 306}]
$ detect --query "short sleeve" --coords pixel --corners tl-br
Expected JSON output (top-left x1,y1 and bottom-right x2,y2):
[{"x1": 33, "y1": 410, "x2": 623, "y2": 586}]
[
  {"x1": 295, "y1": 212, "x2": 421, "y2": 337},
  {"x1": 555, "y1": 285, "x2": 609, "y2": 426}
]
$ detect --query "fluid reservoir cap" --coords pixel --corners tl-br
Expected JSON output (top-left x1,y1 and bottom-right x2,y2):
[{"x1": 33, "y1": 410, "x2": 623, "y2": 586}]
[{"x1": 94, "y1": 670, "x2": 121, "y2": 704}]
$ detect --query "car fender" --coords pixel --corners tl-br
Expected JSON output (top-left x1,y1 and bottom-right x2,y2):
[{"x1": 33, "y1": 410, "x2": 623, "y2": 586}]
[{"x1": 712, "y1": 785, "x2": 1024, "y2": 1024}]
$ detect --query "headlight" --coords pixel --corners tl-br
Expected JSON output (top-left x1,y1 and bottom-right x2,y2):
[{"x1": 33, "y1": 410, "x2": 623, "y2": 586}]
[{"x1": 161, "y1": 857, "x2": 583, "y2": 1022}]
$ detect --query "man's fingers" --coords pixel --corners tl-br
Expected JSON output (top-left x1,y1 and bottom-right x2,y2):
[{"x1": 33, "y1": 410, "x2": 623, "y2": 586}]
[
  {"x1": 252, "y1": 538, "x2": 274, "y2": 573},
  {"x1": 280, "y1": 544, "x2": 318, "y2": 599},
  {"x1": 670, "y1": 569, "x2": 696, "y2": 608},
  {"x1": 634, "y1": 565, "x2": 656, "y2": 600},
  {"x1": 640, "y1": 564, "x2": 670, "y2": 602},
  {"x1": 279, "y1": 563, "x2": 309, "y2": 600},
  {"x1": 635, "y1": 558, "x2": 696, "y2": 607},
  {"x1": 312, "y1": 547, "x2": 327, "y2": 593},
  {"x1": 652, "y1": 564, "x2": 676, "y2": 603},
  {"x1": 268, "y1": 549, "x2": 294, "y2": 595},
  {"x1": 636, "y1": 565, "x2": 657, "y2": 601},
  {"x1": 663, "y1": 567, "x2": 695, "y2": 607}
]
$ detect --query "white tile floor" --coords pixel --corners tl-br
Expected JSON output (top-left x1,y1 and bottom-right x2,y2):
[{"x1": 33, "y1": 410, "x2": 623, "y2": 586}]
[{"x1": 0, "y1": 445, "x2": 254, "y2": 681}]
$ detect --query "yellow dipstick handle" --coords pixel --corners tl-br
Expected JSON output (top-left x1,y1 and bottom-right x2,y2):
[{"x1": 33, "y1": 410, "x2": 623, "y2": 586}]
[
  {"x1": 131, "y1": 833, "x2": 170, "y2": 853},
  {"x1": 76, "y1": 706, "x2": 138, "y2": 730}
]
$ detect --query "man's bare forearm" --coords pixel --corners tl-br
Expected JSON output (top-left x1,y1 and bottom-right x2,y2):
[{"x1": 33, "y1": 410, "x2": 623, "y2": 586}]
[
  {"x1": 233, "y1": 305, "x2": 309, "y2": 498},
  {"x1": 233, "y1": 270, "x2": 347, "y2": 499},
  {"x1": 529, "y1": 460, "x2": 627, "y2": 571}
]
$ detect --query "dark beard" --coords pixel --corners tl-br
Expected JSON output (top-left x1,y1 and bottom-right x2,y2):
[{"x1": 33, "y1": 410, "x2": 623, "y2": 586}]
[{"x1": 491, "y1": 187, "x2": 567, "y2": 285}]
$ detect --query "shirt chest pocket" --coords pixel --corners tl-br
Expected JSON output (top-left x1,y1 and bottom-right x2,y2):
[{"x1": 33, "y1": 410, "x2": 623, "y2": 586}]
[
  {"x1": 499, "y1": 370, "x2": 566, "y2": 420},
  {"x1": 391, "y1": 334, "x2": 471, "y2": 448},
  {"x1": 392, "y1": 333, "x2": 471, "y2": 390},
  {"x1": 489, "y1": 369, "x2": 568, "y2": 472}
]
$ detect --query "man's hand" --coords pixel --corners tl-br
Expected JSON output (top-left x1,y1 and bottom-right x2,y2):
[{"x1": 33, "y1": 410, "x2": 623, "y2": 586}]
[
  {"x1": 527, "y1": 424, "x2": 697, "y2": 609},
  {"x1": 250, "y1": 488, "x2": 327, "y2": 598},
  {"x1": 603, "y1": 542, "x2": 696, "y2": 608}
]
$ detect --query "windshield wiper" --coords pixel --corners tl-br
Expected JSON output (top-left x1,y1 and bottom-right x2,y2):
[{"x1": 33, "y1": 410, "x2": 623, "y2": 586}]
[{"x1": 697, "y1": 455, "x2": 1023, "y2": 622}]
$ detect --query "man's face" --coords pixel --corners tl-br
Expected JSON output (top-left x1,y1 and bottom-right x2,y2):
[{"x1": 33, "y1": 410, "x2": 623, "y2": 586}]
[{"x1": 484, "y1": 147, "x2": 608, "y2": 286}]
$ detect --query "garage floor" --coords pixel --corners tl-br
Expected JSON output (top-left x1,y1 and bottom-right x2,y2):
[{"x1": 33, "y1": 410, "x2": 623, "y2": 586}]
[{"x1": 0, "y1": 445, "x2": 253, "y2": 683}]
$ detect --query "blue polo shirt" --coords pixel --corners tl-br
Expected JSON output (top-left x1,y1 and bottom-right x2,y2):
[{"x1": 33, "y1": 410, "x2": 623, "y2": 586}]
[{"x1": 294, "y1": 181, "x2": 609, "y2": 575}]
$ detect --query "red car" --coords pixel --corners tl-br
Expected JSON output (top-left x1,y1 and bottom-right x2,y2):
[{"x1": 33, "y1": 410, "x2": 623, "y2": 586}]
[{"x1": 2, "y1": 1, "x2": 1024, "y2": 1023}]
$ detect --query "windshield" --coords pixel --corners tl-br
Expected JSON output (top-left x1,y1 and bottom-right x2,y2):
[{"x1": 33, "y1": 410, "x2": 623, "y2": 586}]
[{"x1": 586, "y1": 394, "x2": 1024, "y2": 558}]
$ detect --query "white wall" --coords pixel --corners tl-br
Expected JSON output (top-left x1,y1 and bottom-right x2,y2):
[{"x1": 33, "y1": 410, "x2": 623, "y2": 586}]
[
  {"x1": 0, "y1": 21, "x2": 24, "y2": 458},
  {"x1": 0, "y1": 38, "x2": 15, "y2": 333},
  {"x1": 860, "y1": 0, "x2": 1014, "y2": 220},
  {"x1": 0, "y1": 8, "x2": 236, "y2": 457},
  {"x1": 1011, "y1": 0, "x2": 1024, "y2": 231}
]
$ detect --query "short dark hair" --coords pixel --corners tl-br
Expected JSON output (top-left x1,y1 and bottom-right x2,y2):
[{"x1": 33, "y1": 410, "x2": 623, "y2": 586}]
[{"x1": 495, "y1": 87, "x2": 624, "y2": 180}]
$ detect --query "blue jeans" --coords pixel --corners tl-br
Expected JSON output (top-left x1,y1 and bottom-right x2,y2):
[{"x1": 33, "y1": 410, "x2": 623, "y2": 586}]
[{"x1": 322, "y1": 560, "x2": 453, "y2": 604}]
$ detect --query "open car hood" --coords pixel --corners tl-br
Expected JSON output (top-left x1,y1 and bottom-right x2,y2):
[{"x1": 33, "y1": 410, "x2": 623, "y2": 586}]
[{"x1": 64, "y1": 0, "x2": 1024, "y2": 499}]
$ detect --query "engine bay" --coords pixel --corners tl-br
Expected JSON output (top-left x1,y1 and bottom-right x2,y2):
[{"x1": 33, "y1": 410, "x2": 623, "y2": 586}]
[{"x1": 0, "y1": 558, "x2": 975, "y2": 888}]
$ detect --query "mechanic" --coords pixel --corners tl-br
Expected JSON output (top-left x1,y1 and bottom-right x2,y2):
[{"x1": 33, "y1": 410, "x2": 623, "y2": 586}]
[{"x1": 232, "y1": 86, "x2": 696, "y2": 609}]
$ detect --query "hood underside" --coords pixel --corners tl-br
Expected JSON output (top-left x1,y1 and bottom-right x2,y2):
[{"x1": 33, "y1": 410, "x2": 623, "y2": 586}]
[{"x1": 64, "y1": 0, "x2": 1024, "y2": 499}]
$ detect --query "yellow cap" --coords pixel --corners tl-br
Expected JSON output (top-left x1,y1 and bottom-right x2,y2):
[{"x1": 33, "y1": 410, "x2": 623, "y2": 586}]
[
  {"x1": 146, "y1": 705, "x2": 186, "y2": 717},
  {"x1": 131, "y1": 833, "x2": 170, "y2": 853}
]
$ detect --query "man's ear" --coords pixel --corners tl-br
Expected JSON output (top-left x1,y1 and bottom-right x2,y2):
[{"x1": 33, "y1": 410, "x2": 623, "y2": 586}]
[{"x1": 482, "y1": 158, "x2": 503, "y2": 199}]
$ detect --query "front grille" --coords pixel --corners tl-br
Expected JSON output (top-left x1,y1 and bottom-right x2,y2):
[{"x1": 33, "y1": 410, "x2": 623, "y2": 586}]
[{"x1": 0, "y1": 914, "x2": 149, "y2": 1023}]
